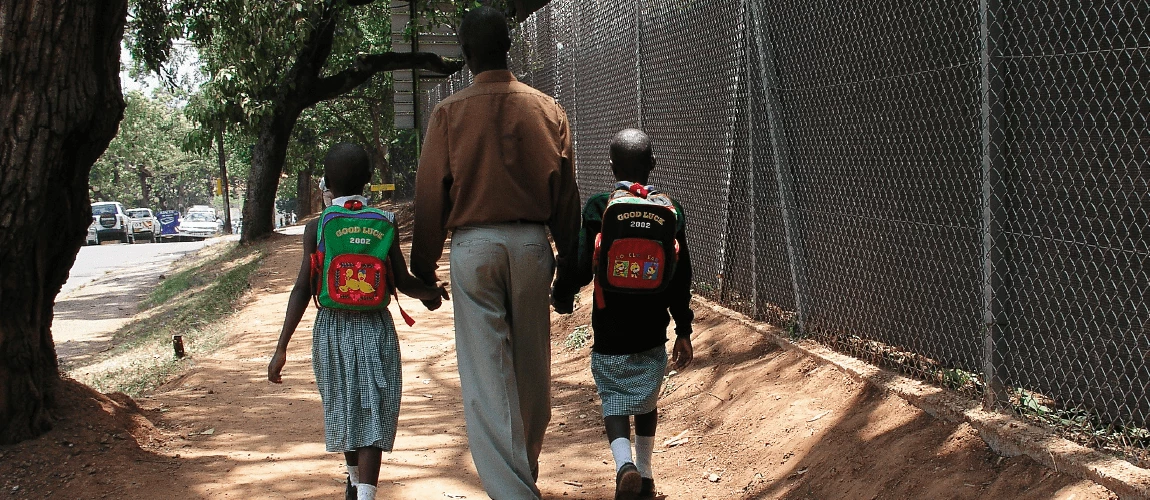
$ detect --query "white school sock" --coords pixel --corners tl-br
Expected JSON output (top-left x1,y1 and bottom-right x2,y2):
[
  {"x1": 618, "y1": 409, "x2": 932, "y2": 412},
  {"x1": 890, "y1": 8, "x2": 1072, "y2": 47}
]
[
  {"x1": 346, "y1": 465, "x2": 360, "y2": 485},
  {"x1": 610, "y1": 437, "x2": 633, "y2": 472},
  {"x1": 634, "y1": 435, "x2": 655, "y2": 479},
  {"x1": 356, "y1": 483, "x2": 377, "y2": 500}
]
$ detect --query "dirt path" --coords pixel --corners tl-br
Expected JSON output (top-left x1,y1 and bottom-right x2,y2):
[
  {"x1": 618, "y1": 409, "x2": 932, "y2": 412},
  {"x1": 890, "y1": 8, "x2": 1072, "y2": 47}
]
[{"x1": 3, "y1": 229, "x2": 1116, "y2": 499}]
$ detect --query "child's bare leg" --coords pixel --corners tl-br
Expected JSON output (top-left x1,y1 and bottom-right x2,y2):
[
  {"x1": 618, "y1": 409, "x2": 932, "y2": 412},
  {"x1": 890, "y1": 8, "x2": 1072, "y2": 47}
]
[
  {"x1": 634, "y1": 410, "x2": 657, "y2": 437},
  {"x1": 351, "y1": 447, "x2": 383, "y2": 500},
  {"x1": 605, "y1": 415, "x2": 632, "y2": 442},
  {"x1": 634, "y1": 410, "x2": 657, "y2": 480},
  {"x1": 344, "y1": 451, "x2": 361, "y2": 481},
  {"x1": 356, "y1": 446, "x2": 383, "y2": 485},
  {"x1": 604, "y1": 415, "x2": 634, "y2": 470}
]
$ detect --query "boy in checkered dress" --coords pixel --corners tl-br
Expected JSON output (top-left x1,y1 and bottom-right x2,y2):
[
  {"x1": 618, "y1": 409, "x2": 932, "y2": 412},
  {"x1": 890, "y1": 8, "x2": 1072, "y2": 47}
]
[{"x1": 553, "y1": 128, "x2": 695, "y2": 500}]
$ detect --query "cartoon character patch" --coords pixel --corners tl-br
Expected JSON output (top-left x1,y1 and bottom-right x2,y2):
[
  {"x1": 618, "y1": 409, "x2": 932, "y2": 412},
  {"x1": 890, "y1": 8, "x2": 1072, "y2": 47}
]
[
  {"x1": 629, "y1": 262, "x2": 642, "y2": 278},
  {"x1": 612, "y1": 259, "x2": 630, "y2": 278},
  {"x1": 332, "y1": 260, "x2": 381, "y2": 300},
  {"x1": 642, "y1": 261, "x2": 659, "y2": 280}
]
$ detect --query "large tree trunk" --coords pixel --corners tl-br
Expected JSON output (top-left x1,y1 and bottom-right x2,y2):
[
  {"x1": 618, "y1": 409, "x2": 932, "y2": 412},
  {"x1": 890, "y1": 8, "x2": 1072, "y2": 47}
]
[
  {"x1": 240, "y1": 102, "x2": 304, "y2": 242},
  {"x1": 0, "y1": 0, "x2": 127, "y2": 443},
  {"x1": 137, "y1": 165, "x2": 152, "y2": 206}
]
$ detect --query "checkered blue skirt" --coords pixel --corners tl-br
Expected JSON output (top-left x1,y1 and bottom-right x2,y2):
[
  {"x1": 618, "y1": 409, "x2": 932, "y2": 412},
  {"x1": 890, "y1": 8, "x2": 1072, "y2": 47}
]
[
  {"x1": 312, "y1": 307, "x2": 401, "y2": 453},
  {"x1": 591, "y1": 345, "x2": 668, "y2": 417}
]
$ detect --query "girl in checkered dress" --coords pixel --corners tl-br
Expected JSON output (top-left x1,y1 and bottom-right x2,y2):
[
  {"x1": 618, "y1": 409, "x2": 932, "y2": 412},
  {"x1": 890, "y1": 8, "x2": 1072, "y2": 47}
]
[
  {"x1": 268, "y1": 144, "x2": 448, "y2": 500},
  {"x1": 553, "y1": 129, "x2": 695, "y2": 500}
]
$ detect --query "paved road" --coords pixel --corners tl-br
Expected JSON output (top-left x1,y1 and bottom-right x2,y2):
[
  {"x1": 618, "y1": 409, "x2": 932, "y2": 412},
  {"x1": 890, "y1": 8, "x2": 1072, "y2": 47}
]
[
  {"x1": 62, "y1": 236, "x2": 237, "y2": 296},
  {"x1": 55, "y1": 235, "x2": 238, "y2": 364}
]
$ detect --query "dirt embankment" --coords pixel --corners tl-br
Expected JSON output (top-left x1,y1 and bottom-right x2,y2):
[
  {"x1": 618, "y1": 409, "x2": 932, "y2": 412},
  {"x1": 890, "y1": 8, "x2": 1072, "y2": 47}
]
[{"x1": 1, "y1": 228, "x2": 1116, "y2": 499}]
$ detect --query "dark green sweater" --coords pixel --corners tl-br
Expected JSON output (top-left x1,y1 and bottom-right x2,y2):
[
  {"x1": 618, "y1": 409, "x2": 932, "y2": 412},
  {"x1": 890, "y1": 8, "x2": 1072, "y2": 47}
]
[{"x1": 565, "y1": 192, "x2": 694, "y2": 355}]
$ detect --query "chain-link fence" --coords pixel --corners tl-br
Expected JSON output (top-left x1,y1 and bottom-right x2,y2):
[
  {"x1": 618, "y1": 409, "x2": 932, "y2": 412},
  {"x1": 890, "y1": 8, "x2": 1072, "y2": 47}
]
[{"x1": 420, "y1": 0, "x2": 1150, "y2": 455}]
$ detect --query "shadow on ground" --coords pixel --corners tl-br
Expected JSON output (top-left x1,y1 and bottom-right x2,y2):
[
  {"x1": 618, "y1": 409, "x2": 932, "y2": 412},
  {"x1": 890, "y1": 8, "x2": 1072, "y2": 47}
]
[{"x1": 0, "y1": 228, "x2": 1115, "y2": 499}]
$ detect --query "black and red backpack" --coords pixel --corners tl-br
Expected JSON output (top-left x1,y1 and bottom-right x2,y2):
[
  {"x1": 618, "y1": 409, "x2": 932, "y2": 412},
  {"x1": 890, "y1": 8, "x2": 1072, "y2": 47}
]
[{"x1": 593, "y1": 182, "x2": 680, "y2": 307}]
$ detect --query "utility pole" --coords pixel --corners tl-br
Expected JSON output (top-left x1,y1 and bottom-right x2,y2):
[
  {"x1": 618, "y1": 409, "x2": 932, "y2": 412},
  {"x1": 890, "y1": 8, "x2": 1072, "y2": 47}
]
[
  {"x1": 410, "y1": 0, "x2": 422, "y2": 156},
  {"x1": 217, "y1": 125, "x2": 233, "y2": 234}
]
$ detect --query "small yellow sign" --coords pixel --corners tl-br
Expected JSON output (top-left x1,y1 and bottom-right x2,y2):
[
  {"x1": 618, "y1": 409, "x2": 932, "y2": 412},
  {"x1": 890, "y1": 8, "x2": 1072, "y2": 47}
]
[{"x1": 370, "y1": 184, "x2": 396, "y2": 192}]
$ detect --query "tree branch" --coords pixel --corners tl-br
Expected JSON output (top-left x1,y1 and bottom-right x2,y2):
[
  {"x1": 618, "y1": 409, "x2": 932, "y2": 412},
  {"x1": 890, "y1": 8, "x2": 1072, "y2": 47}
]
[
  {"x1": 335, "y1": 93, "x2": 387, "y2": 104},
  {"x1": 309, "y1": 52, "x2": 464, "y2": 105},
  {"x1": 325, "y1": 109, "x2": 373, "y2": 147}
]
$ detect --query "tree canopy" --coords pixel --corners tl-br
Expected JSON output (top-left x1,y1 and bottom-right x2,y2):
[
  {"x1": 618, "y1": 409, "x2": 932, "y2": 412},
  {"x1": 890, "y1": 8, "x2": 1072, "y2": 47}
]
[
  {"x1": 90, "y1": 90, "x2": 221, "y2": 210},
  {"x1": 129, "y1": 0, "x2": 467, "y2": 241}
]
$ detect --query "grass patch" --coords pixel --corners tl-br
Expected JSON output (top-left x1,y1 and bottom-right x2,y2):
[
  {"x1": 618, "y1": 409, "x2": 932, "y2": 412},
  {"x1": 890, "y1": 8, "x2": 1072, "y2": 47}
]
[
  {"x1": 139, "y1": 244, "x2": 234, "y2": 309},
  {"x1": 564, "y1": 325, "x2": 592, "y2": 350},
  {"x1": 140, "y1": 270, "x2": 195, "y2": 309},
  {"x1": 65, "y1": 243, "x2": 266, "y2": 396}
]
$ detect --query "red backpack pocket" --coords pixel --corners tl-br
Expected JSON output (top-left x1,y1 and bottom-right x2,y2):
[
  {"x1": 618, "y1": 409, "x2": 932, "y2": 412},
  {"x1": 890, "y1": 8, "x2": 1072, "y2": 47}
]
[
  {"x1": 325, "y1": 254, "x2": 386, "y2": 308},
  {"x1": 604, "y1": 238, "x2": 667, "y2": 290}
]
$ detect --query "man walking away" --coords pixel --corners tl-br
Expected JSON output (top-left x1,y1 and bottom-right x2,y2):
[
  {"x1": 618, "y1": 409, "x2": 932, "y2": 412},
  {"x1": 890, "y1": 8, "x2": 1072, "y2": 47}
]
[{"x1": 410, "y1": 6, "x2": 581, "y2": 499}]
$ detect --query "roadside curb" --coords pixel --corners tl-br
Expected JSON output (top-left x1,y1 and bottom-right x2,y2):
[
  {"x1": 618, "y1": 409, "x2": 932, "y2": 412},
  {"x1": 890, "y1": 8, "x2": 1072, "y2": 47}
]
[{"x1": 702, "y1": 300, "x2": 1150, "y2": 500}]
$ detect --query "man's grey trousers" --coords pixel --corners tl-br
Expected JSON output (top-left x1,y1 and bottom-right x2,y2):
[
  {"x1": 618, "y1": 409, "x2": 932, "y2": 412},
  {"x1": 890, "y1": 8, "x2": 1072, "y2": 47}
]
[{"x1": 450, "y1": 224, "x2": 553, "y2": 500}]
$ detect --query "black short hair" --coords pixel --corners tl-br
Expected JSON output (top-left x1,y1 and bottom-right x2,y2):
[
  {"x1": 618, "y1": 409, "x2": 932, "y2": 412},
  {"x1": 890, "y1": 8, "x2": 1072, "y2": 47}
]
[
  {"x1": 459, "y1": 6, "x2": 511, "y2": 64},
  {"x1": 323, "y1": 143, "x2": 372, "y2": 195},
  {"x1": 609, "y1": 128, "x2": 654, "y2": 179}
]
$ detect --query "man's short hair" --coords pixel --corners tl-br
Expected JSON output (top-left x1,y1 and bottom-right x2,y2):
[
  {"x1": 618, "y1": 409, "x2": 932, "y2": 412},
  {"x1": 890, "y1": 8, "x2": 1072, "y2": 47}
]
[
  {"x1": 459, "y1": 6, "x2": 511, "y2": 63},
  {"x1": 323, "y1": 143, "x2": 372, "y2": 194}
]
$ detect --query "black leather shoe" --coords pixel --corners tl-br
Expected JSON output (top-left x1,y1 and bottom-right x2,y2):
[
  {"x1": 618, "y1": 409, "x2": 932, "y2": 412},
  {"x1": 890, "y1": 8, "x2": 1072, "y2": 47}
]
[
  {"x1": 345, "y1": 477, "x2": 356, "y2": 500},
  {"x1": 615, "y1": 463, "x2": 642, "y2": 500},
  {"x1": 638, "y1": 477, "x2": 656, "y2": 499}
]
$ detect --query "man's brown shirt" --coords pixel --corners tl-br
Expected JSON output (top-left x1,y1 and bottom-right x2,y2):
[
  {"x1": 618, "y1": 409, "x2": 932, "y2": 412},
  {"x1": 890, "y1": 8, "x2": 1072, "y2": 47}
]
[{"x1": 411, "y1": 70, "x2": 581, "y2": 285}]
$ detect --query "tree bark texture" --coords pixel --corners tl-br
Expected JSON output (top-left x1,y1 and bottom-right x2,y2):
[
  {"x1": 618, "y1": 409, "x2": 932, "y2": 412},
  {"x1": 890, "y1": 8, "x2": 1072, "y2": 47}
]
[
  {"x1": 137, "y1": 165, "x2": 152, "y2": 206},
  {"x1": 242, "y1": 100, "x2": 305, "y2": 241},
  {"x1": 0, "y1": 0, "x2": 127, "y2": 443}
]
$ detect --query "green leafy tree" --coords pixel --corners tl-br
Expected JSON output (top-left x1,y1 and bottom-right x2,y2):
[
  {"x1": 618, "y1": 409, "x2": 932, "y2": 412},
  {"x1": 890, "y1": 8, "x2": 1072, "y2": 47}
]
[
  {"x1": 90, "y1": 90, "x2": 218, "y2": 210},
  {"x1": 132, "y1": 0, "x2": 466, "y2": 242},
  {"x1": 283, "y1": 74, "x2": 397, "y2": 218}
]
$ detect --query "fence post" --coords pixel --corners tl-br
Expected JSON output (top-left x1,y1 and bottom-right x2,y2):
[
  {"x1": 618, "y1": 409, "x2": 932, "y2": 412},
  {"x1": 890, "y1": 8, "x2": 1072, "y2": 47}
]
[
  {"x1": 715, "y1": 3, "x2": 748, "y2": 304},
  {"x1": 743, "y1": 1, "x2": 760, "y2": 318},
  {"x1": 979, "y1": 0, "x2": 1010, "y2": 409},
  {"x1": 747, "y1": 0, "x2": 808, "y2": 332},
  {"x1": 634, "y1": 0, "x2": 644, "y2": 130}
]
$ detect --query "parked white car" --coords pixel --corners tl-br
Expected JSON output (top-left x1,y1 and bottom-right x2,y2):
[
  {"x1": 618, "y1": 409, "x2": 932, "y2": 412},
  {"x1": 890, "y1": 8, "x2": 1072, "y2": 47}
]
[
  {"x1": 126, "y1": 208, "x2": 161, "y2": 243},
  {"x1": 90, "y1": 202, "x2": 134, "y2": 244},
  {"x1": 178, "y1": 211, "x2": 221, "y2": 240},
  {"x1": 187, "y1": 205, "x2": 217, "y2": 219},
  {"x1": 86, "y1": 220, "x2": 99, "y2": 245}
]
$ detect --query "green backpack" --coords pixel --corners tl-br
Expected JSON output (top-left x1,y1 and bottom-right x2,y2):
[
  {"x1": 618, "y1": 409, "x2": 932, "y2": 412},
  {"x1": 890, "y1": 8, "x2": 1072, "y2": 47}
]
[{"x1": 310, "y1": 202, "x2": 414, "y2": 325}]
